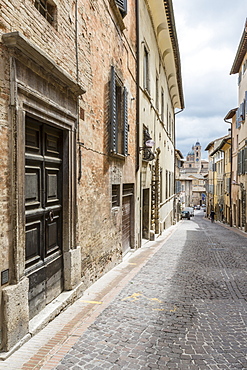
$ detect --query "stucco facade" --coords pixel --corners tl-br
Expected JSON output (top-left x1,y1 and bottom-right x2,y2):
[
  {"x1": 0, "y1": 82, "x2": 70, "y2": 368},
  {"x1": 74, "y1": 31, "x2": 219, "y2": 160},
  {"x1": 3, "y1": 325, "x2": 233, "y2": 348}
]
[
  {"x1": 206, "y1": 136, "x2": 230, "y2": 222},
  {"x1": 138, "y1": 0, "x2": 184, "y2": 241},
  {"x1": 226, "y1": 19, "x2": 247, "y2": 231},
  {"x1": 206, "y1": 17, "x2": 247, "y2": 229}
]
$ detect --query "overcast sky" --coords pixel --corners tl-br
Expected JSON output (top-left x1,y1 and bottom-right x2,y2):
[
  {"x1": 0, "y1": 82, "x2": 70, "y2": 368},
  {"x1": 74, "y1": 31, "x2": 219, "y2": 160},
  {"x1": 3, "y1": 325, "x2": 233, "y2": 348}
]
[{"x1": 173, "y1": 0, "x2": 246, "y2": 159}]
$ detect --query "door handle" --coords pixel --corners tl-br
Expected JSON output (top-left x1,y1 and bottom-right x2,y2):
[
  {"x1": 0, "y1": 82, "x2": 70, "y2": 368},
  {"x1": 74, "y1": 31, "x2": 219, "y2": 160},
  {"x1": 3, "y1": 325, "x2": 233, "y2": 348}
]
[{"x1": 47, "y1": 210, "x2": 54, "y2": 222}]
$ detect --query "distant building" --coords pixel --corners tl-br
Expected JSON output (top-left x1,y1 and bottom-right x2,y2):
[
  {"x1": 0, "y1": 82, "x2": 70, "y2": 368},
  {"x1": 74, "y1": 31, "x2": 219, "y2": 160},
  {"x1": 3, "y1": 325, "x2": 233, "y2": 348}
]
[
  {"x1": 178, "y1": 141, "x2": 208, "y2": 208},
  {"x1": 205, "y1": 135, "x2": 231, "y2": 222},
  {"x1": 182, "y1": 141, "x2": 208, "y2": 175}
]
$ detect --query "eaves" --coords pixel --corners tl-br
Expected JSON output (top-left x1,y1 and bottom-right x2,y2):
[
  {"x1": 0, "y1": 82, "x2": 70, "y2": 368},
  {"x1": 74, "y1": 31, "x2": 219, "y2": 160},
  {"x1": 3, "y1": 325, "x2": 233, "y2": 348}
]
[{"x1": 230, "y1": 19, "x2": 247, "y2": 75}]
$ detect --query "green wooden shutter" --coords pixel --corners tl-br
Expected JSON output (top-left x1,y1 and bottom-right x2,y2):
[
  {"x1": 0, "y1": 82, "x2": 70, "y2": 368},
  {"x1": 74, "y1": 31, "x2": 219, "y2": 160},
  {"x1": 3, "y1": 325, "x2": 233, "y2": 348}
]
[
  {"x1": 123, "y1": 87, "x2": 128, "y2": 156},
  {"x1": 110, "y1": 66, "x2": 117, "y2": 154},
  {"x1": 245, "y1": 148, "x2": 247, "y2": 174}
]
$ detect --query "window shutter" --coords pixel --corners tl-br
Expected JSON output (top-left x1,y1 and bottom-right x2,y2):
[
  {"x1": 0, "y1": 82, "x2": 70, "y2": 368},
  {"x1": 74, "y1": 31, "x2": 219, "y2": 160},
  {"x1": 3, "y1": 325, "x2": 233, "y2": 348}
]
[
  {"x1": 240, "y1": 102, "x2": 245, "y2": 122},
  {"x1": 123, "y1": 87, "x2": 128, "y2": 156},
  {"x1": 241, "y1": 149, "x2": 245, "y2": 174},
  {"x1": 245, "y1": 91, "x2": 247, "y2": 114},
  {"x1": 115, "y1": 0, "x2": 127, "y2": 16},
  {"x1": 238, "y1": 152, "x2": 242, "y2": 175},
  {"x1": 236, "y1": 108, "x2": 240, "y2": 128},
  {"x1": 227, "y1": 177, "x2": 231, "y2": 193},
  {"x1": 110, "y1": 66, "x2": 117, "y2": 154},
  {"x1": 245, "y1": 148, "x2": 247, "y2": 174}
]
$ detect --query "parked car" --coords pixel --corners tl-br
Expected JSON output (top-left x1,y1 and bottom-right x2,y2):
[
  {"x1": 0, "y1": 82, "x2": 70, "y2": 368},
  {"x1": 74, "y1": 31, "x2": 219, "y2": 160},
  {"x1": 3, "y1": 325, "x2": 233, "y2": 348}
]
[
  {"x1": 181, "y1": 210, "x2": 190, "y2": 220},
  {"x1": 185, "y1": 207, "x2": 194, "y2": 217}
]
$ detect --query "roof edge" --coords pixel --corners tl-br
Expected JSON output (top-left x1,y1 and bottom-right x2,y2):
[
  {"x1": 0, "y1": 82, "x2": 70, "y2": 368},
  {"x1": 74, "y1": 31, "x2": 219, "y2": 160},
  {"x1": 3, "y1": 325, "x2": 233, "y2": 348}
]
[
  {"x1": 163, "y1": 0, "x2": 184, "y2": 109},
  {"x1": 230, "y1": 19, "x2": 247, "y2": 75}
]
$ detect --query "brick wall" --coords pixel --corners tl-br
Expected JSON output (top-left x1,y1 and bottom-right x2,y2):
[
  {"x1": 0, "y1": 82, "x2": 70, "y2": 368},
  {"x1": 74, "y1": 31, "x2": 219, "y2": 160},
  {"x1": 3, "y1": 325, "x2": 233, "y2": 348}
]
[
  {"x1": 76, "y1": 0, "x2": 137, "y2": 284},
  {"x1": 0, "y1": 0, "x2": 137, "y2": 316}
]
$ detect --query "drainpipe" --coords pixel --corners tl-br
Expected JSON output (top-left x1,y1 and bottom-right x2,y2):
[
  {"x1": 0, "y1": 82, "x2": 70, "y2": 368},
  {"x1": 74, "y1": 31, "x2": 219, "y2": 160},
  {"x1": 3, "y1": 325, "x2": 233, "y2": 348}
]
[
  {"x1": 135, "y1": 0, "x2": 142, "y2": 248},
  {"x1": 174, "y1": 108, "x2": 184, "y2": 222},
  {"x1": 135, "y1": 0, "x2": 140, "y2": 174},
  {"x1": 75, "y1": 0, "x2": 79, "y2": 84},
  {"x1": 224, "y1": 117, "x2": 232, "y2": 227}
]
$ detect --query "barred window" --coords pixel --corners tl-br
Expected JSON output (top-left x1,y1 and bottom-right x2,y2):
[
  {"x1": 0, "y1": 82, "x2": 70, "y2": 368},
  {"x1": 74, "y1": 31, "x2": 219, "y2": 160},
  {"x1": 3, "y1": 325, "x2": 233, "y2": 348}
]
[
  {"x1": 34, "y1": 0, "x2": 56, "y2": 26},
  {"x1": 112, "y1": 185, "x2": 120, "y2": 207}
]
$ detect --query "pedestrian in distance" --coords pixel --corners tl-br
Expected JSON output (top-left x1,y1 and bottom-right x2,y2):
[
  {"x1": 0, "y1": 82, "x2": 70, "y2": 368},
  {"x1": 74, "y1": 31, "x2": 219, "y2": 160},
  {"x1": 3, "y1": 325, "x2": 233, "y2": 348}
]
[{"x1": 210, "y1": 210, "x2": 215, "y2": 223}]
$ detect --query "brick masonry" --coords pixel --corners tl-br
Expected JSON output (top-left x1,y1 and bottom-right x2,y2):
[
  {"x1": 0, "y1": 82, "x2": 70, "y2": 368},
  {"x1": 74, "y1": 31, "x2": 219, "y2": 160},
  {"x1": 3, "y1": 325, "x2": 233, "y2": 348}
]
[{"x1": 0, "y1": 0, "x2": 137, "y2": 350}]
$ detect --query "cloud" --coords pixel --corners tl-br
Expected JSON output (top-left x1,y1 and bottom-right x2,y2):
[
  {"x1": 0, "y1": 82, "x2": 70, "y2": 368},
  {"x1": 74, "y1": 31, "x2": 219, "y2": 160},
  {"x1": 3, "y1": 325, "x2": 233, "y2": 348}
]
[
  {"x1": 176, "y1": 115, "x2": 231, "y2": 158},
  {"x1": 173, "y1": 0, "x2": 245, "y2": 158}
]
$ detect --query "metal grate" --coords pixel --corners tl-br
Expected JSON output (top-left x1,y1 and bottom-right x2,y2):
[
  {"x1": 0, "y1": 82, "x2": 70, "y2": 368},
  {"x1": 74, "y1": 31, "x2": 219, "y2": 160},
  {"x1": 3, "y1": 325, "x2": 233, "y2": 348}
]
[
  {"x1": 112, "y1": 184, "x2": 120, "y2": 207},
  {"x1": 35, "y1": 0, "x2": 54, "y2": 25}
]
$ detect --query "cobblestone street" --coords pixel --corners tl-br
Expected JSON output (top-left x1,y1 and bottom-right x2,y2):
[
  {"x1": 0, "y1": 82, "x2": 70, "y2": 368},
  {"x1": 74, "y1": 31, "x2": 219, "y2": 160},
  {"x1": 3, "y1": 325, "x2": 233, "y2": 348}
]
[{"x1": 1, "y1": 211, "x2": 247, "y2": 369}]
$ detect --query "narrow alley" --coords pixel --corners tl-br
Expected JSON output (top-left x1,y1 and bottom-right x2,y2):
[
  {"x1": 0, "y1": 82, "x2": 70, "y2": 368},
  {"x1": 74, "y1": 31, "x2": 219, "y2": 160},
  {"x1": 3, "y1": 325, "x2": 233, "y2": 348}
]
[{"x1": 1, "y1": 211, "x2": 247, "y2": 370}]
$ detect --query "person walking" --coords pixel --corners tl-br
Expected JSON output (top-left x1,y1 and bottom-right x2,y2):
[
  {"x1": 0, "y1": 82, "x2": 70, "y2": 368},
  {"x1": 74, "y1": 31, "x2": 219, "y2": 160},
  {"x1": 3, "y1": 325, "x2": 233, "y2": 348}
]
[{"x1": 210, "y1": 210, "x2": 215, "y2": 223}]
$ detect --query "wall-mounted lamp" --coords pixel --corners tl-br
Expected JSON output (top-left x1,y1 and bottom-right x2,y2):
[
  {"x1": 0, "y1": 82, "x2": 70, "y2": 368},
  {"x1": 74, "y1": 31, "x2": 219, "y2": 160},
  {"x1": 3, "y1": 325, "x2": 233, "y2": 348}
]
[
  {"x1": 139, "y1": 139, "x2": 155, "y2": 161},
  {"x1": 139, "y1": 139, "x2": 155, "y2": 151}
]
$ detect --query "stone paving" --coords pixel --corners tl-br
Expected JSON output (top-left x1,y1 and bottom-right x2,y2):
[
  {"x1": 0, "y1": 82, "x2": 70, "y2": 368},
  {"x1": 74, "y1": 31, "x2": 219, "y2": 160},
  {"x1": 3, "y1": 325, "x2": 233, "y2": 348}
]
[
  {"x1": 1, "y1": 212, "x2": 247, "y2": 369},
  {"x1": 54, "y1": 213, "x2": 247, "y2": 369}
]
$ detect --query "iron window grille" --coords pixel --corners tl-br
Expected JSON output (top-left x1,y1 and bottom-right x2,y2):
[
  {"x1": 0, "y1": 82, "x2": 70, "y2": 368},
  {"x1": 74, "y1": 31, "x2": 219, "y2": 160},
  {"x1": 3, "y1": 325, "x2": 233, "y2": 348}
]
[
  {"x1": 34, "y1": 0, "x2": 55, "y2": 25},
  {"x1": 112, "y1": 184, "x2": 120, "y2": 207}
]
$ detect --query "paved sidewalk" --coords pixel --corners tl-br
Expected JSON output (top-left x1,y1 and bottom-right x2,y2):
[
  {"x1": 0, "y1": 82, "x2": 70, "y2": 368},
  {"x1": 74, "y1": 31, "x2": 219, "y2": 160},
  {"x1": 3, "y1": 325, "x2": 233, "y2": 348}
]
[
  {"x1": 1, "y1": 213, "x2": 247, "y2": 369},
  {"x1": 0, "y1": 224, "x2": 177, "y2": 370}
]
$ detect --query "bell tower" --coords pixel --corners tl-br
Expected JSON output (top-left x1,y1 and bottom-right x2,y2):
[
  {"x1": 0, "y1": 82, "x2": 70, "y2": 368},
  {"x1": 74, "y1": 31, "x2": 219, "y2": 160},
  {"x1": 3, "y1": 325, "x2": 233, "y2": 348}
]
[{"x1": 193, "y1": 141, "x2": 201, "y2": 169}]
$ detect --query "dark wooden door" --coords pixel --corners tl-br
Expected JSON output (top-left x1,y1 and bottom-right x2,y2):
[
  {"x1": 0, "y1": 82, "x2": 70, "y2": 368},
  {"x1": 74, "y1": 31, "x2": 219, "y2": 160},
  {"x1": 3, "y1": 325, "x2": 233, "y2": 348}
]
[
  {"x1": 122, "y1": 184, "x2": 134, "y2": 255},
  {"x1": 122, "y1": 195, "x2": 131, "y2": 254},
  {"x1": 25, "y1": 117, "x2": 64, "y2": 319},
  {"x1": 142, "y1": 188, "x2": 150, "y2": 239}
]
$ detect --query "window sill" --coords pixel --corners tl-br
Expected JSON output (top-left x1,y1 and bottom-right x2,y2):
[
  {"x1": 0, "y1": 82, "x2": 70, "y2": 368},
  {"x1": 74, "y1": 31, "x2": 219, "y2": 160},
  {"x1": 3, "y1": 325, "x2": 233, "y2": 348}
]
[{"x1": 110, "y1": 152, "x2": 127, "y2": 160}]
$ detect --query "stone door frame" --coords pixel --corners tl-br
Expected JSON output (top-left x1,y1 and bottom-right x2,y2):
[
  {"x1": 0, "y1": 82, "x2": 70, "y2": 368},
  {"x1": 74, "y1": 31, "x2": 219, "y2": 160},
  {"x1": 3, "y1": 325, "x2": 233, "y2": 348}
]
[{"x1": 1, "y1": 31, "x2": 85, "y2": 351}]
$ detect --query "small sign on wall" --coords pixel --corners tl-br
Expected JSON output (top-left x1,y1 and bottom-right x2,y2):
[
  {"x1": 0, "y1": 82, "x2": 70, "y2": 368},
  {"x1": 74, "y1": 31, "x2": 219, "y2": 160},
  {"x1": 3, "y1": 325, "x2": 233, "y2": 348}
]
[{"x1": 1, "y1": 269, "x2": 9, "y2": 285}]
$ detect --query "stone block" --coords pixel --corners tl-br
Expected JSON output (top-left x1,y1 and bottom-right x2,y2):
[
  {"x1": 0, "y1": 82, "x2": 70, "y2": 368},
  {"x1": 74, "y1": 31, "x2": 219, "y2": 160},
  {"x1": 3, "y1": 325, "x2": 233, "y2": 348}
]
[
  {"x1": 2, "y1": 277, "x2": 29, "y2": 351},
  {"x1": 64, "y1": 246, "x2": 82, "y2": 290}
]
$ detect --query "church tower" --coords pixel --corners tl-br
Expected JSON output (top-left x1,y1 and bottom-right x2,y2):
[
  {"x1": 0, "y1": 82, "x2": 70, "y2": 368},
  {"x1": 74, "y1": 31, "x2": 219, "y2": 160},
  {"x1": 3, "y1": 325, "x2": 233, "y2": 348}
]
[
  {"x1": 186, "y1": 149, "x2": 194, "y2": 162},
  {"x1": 192, "y1": 141, "x2": 201, "y2": 169}
]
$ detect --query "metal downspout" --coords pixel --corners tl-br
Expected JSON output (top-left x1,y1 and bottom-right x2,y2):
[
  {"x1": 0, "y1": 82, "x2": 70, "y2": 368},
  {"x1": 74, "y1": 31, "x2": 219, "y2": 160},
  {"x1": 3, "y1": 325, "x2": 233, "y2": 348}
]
[
  {"x1": 135, "y1": 0, "x2": 142, "y2": 248},
  {"x1": 224, "y1": 118, "x2": 232, "y2": 226},
  {"x1": 174, "y1": 108, "x2": 184, "y2": 222},
  {"x1": 136, "y1": 0, "x2": 140, "y2": 173}
]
